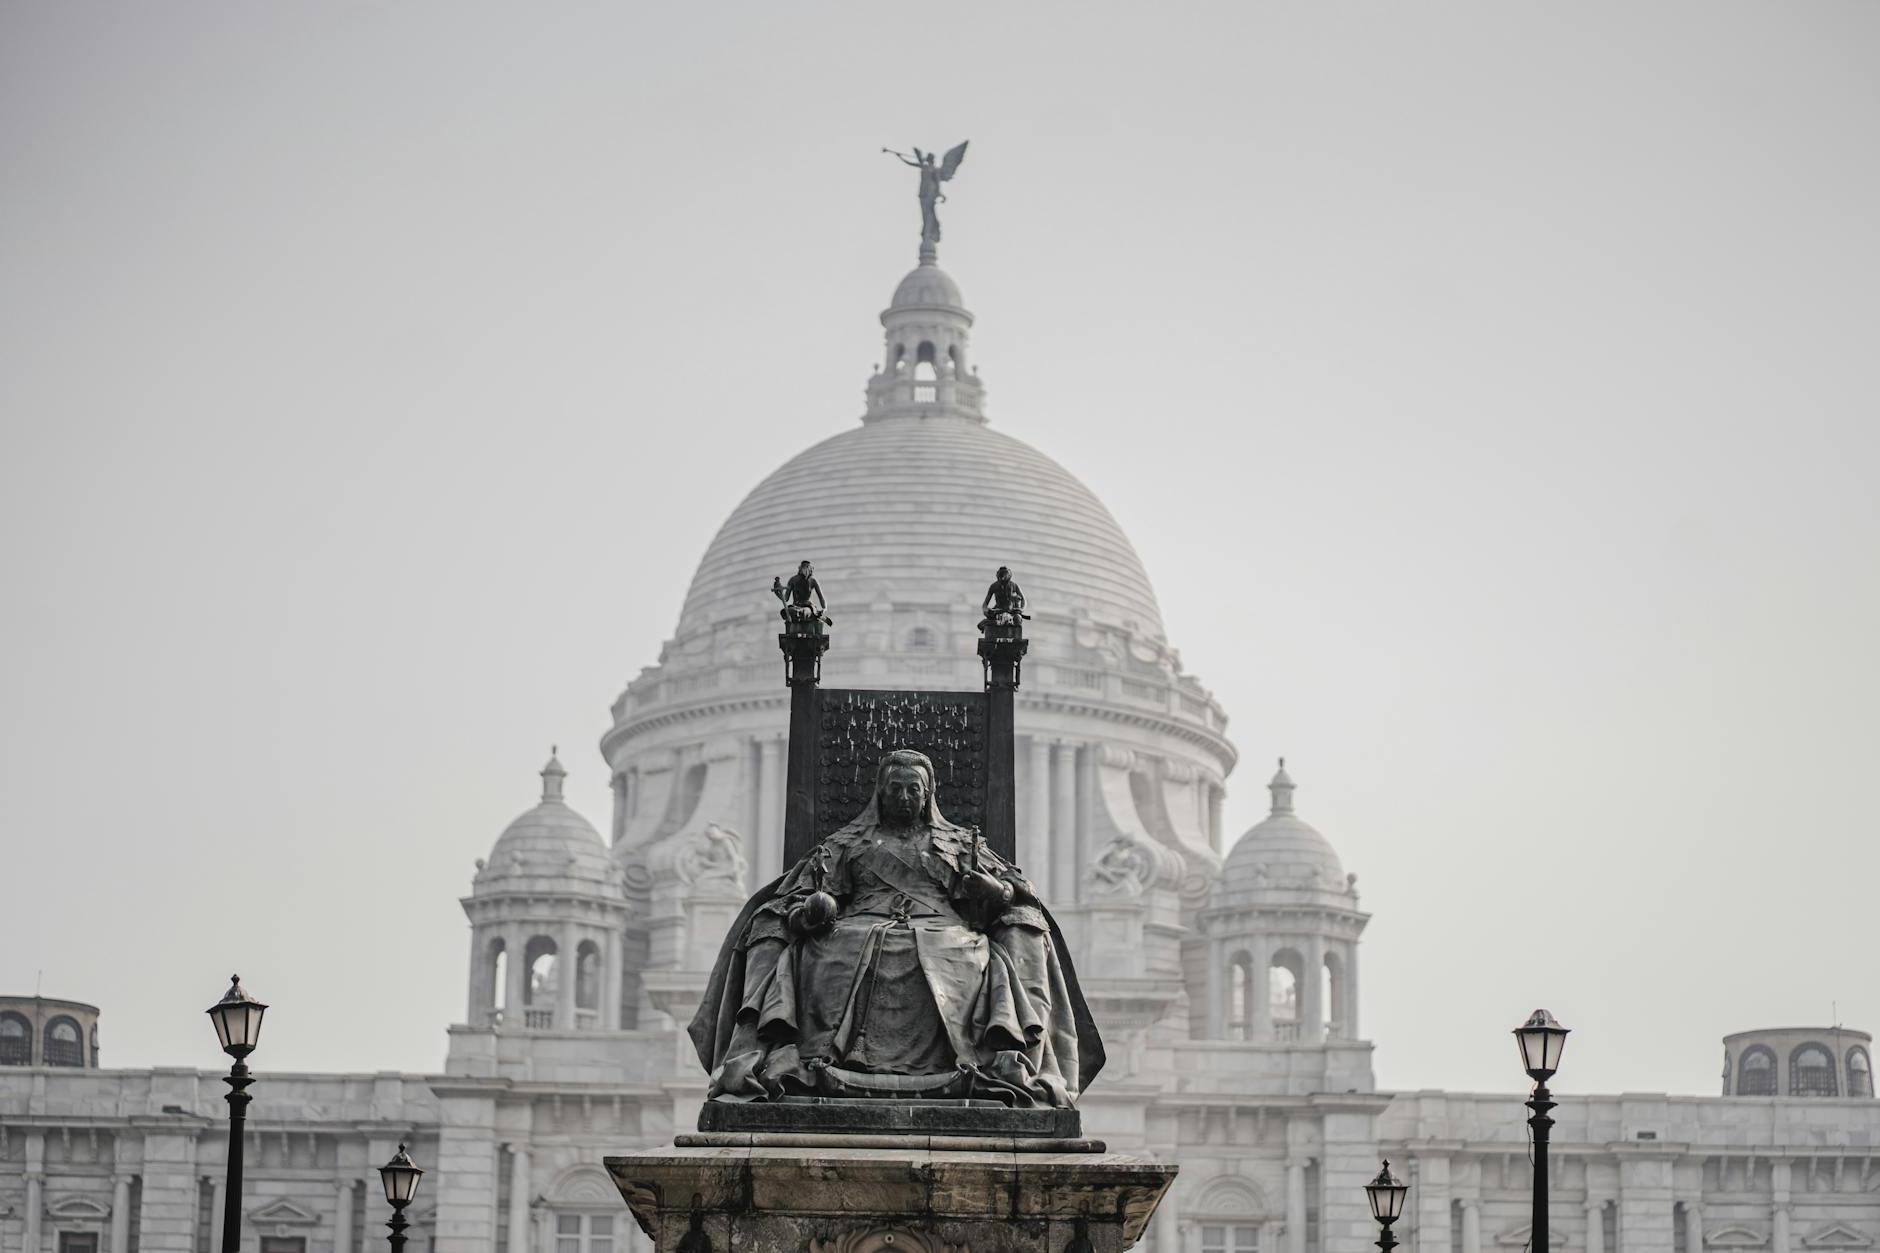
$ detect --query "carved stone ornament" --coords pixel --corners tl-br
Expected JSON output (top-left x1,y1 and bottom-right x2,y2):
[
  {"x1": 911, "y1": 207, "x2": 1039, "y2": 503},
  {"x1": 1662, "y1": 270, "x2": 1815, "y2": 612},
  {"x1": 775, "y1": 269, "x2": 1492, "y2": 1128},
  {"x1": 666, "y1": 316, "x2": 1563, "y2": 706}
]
[
  {"x1": 675, "y1": 824, "x2": 749, "y2": 888},
  {"x1": 810, "y1": 1227, "x2": 967, "y2": 1253},
  {"x1": 1087, "y1": 836, "x2": 1155, "y2": 898}
]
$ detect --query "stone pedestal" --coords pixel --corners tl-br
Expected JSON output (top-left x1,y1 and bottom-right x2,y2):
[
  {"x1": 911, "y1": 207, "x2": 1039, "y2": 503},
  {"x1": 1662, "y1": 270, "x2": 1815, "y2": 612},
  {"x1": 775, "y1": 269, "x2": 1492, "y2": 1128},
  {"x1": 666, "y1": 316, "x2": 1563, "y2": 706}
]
[{"x1": 607, "y1": 1135, "x2": 1174, "y2": 1253}]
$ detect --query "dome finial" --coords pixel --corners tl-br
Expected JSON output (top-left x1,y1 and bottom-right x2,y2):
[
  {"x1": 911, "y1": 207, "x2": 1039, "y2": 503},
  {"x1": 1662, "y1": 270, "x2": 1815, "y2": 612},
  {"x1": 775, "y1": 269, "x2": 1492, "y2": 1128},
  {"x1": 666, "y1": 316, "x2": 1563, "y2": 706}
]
[
  {"x1": 1269, "y1": 757, "x2": 1295, "y2": 816},
  {"x1": 540, "y1": 749, "x2": 566, "y2": 803}
]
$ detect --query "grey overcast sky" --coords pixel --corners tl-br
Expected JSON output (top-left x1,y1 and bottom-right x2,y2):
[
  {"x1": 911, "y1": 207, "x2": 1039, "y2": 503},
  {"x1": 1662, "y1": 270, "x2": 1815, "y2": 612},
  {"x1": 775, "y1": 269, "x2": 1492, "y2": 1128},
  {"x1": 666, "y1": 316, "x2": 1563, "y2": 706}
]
[{"x1": 2, "y1": 1, "x2": 1876, "y2": 1099}]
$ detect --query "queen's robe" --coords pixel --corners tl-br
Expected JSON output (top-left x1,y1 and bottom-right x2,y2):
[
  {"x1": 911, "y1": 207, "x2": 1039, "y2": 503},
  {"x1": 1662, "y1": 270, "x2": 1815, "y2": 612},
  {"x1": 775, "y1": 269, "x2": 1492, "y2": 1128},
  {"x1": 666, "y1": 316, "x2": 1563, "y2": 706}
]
[{"x1": 688, "y1": 806, "x2": 1102, "y2": 1107}]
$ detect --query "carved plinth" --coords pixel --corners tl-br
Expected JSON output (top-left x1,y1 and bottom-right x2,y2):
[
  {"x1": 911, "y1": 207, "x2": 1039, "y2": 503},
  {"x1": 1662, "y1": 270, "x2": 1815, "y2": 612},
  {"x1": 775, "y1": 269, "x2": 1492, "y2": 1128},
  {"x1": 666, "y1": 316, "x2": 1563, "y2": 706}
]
[
  {"x1": 696, "y1": 1100, "x2": 1082, "y2": 1140},
  {"x1": 607, "y1": 1139, "x2": 1173, "y2": 1253}
]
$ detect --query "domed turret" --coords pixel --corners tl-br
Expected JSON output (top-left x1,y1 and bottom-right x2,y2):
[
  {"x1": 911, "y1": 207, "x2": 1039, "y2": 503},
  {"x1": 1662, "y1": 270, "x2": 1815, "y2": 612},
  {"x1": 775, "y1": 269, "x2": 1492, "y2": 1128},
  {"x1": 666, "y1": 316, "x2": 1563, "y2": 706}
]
[
  {"x1": 480, "y1": 752, "x2": 613, "y2": 889},
  {"x1": 459, "y1": 753, "x2": 627, "y2": 1034},
  {"x1": 1197, "y1": 762, "x2": 1368, "y2": 1046},
  {"x1": 1218, "y1": 761, "x2": 1348, "y2": 902},
  {"x1": 889, "y1": 261, "x2": 966, "y2": 312}
]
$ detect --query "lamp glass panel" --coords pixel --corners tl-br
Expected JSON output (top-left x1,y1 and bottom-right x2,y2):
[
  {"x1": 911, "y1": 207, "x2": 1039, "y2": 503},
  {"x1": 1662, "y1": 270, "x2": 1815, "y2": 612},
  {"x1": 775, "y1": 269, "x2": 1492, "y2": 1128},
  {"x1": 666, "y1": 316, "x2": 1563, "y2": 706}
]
[{"x1": 380, "y1": 1163, "x2": 422, "y2": 1205}]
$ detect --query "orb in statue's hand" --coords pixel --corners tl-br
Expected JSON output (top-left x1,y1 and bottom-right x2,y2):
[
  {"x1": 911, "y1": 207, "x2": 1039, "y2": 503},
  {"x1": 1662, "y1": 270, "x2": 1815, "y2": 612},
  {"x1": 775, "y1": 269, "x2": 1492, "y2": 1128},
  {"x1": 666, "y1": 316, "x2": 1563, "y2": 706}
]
[{"x1": 799, "y1": 890, "x2": 838, "y2": 931}]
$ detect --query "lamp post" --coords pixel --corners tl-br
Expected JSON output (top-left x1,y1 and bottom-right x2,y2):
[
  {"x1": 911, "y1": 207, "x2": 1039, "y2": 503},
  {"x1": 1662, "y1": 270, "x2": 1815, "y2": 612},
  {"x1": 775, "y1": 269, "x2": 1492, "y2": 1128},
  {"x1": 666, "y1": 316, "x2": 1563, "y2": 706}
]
[
  {"x1": 1365, "y1": 1160, "x2": 1409, "y2": 1253},
  {"x1": 378, "y1": 1145, "x2": 424, "y2": 1253},
  {"x1": 206, "y1": 976, "x2": 267, "y2": 1253},
  {"x1": 1514, "y1": 1009, "x2": 1570, "y2": 1253}
]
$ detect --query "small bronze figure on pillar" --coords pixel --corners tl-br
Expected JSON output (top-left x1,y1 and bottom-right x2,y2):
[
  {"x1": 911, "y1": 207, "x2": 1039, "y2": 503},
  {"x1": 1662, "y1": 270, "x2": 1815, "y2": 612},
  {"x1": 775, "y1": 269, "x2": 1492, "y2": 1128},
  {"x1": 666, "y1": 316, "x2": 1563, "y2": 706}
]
[
  {"x1": 977, "y1": 565, "x2": 1030, "y2": 689},
  {"x1": 980, "y1": 566, "x2": 1027, "y2": 630},
  {"x1": 773, "y1": 560, "x2": 830, "y2": 686},
  {"x1": 772, "y1": 560, "x2": 830, "y2": 634}
]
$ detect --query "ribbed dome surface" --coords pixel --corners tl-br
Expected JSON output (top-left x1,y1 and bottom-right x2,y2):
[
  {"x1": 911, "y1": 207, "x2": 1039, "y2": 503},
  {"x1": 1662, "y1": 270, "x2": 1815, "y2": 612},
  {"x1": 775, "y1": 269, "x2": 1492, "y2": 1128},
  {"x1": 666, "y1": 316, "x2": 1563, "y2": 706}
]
[
  {"x1": 486, "y1": 801, "x2": 612, "y2": 884},
  {"x1": 677, "y1": 416, "x2": 1166, "y2": 640},
  {"x1": 1220, "y1": 812, "x2": 1346, "y2": 896},
  {"x1": 1216, "y1": 766, "x2": 1348, "y2": 901},
  {"x1": 482, "y1": 758, "x2": 613, "y2": 888},
  {"x1": 890, "y1": 262, "x2": 964, "y2": 310}
]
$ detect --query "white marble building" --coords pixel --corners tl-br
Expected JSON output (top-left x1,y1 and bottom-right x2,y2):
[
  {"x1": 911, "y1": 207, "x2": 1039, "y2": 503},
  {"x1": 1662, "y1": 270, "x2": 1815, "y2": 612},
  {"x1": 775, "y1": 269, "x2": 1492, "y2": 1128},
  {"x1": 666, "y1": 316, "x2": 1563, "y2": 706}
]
[{"x1": 5, "y1": 251, "x2": 1878, "y2": 1253}]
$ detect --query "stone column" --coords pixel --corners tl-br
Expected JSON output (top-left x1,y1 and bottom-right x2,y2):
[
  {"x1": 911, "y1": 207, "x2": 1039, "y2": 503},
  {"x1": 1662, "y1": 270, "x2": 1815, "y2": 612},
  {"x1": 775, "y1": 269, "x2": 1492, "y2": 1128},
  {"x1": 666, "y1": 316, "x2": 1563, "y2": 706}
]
[
  {"x1": 1303, "y1": 936, "x2": 1325, "y2": 1040},
  {"x1": 1683, "y1": 1198, "x2": 1705, "y2": 1253},
  {"x1": 1051, "y1": 742, "x2": 1078, "y2": 902},
  {"x1": 508, "y1": 1145, "x2": 532, "y2": 1253},
  {"x1": 111, "y1": 1176, "x2": 133, "y2": 1253},
  {"x1": 1208, "y1": 783, "x2": 1223, "y2": 851},
  {"x1": 1585, "y1": 1201, "x2": 1604, "y2": 1253},
  {"x1": 759, "y1": 737, "x2": 785, "y2": 884},
  {"x1": 557, "y1": 923, "x2": 579, "y2": 1028},
  {"x1": 1286, "y1": 1158, "x2": 1307, "y2": 1253},
  {"x1": 24, "y1": 1172, "x2": 43, "y2": 1253},
  {"x1": 208, "y1": 1176, "x2": 226, "y2": 1253},
  {"x1": 1250, "y1": 937, "x2": 1272, "y2": 1042},
  {"x1": 1460, "y1": 1199, "x2": 1481, "y2": 1253},
  {"x1": 504, "y1": 927, "x2": 529, "y2": 1021},
  {"x1": 1343, "y1": 942, "x2": 1361, "y2": 1039},
  {"x1": 1414, "y1": 1157, "x2": 1452, "y2": 1253},
  {"x1": 465, "y1": 936, "x2": 486, "y2": 1024},
  {"x1": 1027, "y1": 736, "x2": 1052, "y2": 899},
  {"x1": 1205, "y1": 938, "x2": 1226, "y2": 1039},
  {"x1": 333, "y1": 1181, "x2": 354, "y2": 1253},
  {"x1": 1772, "y1": 1159, "x2": 1792, "y2": 1253},
  {"x1": 602, "y1": 927, "x2": 624, "y2": 1030}
]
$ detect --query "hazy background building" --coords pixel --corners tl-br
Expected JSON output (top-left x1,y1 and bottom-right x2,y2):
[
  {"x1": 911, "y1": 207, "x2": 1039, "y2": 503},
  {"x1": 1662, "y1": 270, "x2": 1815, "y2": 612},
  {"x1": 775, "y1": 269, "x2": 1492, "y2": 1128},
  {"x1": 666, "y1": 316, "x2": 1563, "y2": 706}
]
[{"x1": 5, "y1": 248, "x2": 1877, "y2": 1253}]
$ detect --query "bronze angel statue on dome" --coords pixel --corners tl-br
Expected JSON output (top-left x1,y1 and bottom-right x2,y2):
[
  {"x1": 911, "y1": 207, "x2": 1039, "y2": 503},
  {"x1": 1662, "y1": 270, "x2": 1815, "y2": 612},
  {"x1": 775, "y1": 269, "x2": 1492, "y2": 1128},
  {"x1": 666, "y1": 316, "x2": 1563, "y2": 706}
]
[{"x1": 884, "y1": 141, "x2": 969, "y2": 245}]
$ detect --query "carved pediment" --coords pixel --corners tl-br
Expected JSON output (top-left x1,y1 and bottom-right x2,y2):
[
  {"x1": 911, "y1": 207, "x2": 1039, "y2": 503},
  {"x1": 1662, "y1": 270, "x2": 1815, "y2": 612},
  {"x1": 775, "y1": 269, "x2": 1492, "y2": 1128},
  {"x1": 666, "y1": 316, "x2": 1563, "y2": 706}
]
[
  {"x1": 1804, "y1": 1225, "x2": 1873, "y2": 1249},
  {"x1": 548, "y1": 1166, "x2": 620, "y2": 1206},
  {"x1": 47, "y1": 1197, "x2": 111, "y2": 1221},
  {"x1": 1497, "y1": 1224, "x2": 1567, "y2": 1248},
  {"x1": 249, "y1": 1199, "x2": 320, "y2": 1227},
  {"x1": 1191, "y1": 1175, "x2": 1267, "y2": 1217},
  {"x1": 1706, "y1": 1226, "x2": 1769, "y2": 1249}
]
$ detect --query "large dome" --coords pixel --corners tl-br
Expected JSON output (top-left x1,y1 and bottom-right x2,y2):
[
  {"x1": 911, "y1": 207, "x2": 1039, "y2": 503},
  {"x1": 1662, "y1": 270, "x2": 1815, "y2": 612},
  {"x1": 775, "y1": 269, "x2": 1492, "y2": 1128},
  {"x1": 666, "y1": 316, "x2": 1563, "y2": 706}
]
[{"x1": 676, "y1": 416, "x2": 1167, "y2": 642}]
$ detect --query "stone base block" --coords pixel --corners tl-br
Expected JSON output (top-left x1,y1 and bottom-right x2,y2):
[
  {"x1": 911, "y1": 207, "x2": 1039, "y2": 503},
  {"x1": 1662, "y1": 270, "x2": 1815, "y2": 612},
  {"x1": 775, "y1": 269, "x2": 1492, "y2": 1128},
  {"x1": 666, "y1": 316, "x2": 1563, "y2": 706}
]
[
  {"x1": 606, "y1": 1139, "x2": 1174, "y2": 1253},
  {"x1": 697, "y1": 1100, "x2": 1082, "y2": 1140}
]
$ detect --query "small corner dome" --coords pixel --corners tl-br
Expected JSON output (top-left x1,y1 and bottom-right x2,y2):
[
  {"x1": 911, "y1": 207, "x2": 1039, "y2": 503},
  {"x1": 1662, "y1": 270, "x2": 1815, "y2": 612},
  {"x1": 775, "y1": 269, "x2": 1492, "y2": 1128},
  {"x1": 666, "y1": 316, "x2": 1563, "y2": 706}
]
[
  {"x1": 890, "y1": 262, "x2": 964, "y2": 311},
  {"x1": 1217, "y1": 762, "x2": 1348, "y2": 902},
  {"x1": 481, "y1": 753, "x2": 611, "y2": 888}
]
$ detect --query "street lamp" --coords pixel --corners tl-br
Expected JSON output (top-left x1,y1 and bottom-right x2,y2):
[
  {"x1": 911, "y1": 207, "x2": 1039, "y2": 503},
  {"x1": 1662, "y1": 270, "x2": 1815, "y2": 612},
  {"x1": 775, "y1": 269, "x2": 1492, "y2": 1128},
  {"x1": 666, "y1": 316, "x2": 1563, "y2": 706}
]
[
  {"x1": 378, "y1": 1144, "x2": 424, "y2": 1253},
  {"x1": 206, "y1": 975, "x2": 267, "y2": 1253},
  {"x1": 1364, "y1": 1160, "x2": 1409, "y2": 1253},
  {"x1": 1514, "y1": 1009, "x2": 1570, "y2": 1253}
]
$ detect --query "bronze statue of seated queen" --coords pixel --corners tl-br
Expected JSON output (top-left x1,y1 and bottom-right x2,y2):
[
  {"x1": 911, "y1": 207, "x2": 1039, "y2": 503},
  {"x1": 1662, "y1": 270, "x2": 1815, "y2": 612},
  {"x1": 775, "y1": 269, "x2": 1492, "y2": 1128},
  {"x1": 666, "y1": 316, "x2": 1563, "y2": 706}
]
[{"x1": 688, "y1": 749, "x2": 1098, "y2": 1107}]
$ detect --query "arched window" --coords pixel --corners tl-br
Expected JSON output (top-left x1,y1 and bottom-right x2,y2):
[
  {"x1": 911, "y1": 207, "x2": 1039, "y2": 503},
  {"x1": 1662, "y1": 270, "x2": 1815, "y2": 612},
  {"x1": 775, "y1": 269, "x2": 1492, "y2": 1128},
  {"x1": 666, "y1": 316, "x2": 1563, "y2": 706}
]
[
  {"x1": 1226, "y1": 953, "x2": 1252, "y2": 1041},
  {"x1": 523, "y1": 936, "x2": 559, "y2": 1027},
  {"x1": 891, "y1": 344, "x2": 906, "y2": 373},
  {"x1": 1269, "y1": 950, "x2": 1301, "y2": 1038},
  {"x1": 947, "y1": 344, "x2": 962, "y2": 373},
  {"x1": 913, "y1": 341, "x2": 938, "y2": 398},
  {"x1": 575, "y1": 941, "x2": 602, "y2": 1012},
  {"x1": 1848, "y1": 1047, "x2": 1873, "y2": 1097},
  {"x1": 1737, "y1": 1046, "x2": 1776, "y2": 1095},
  {"x1": 43, "y1": 1016, "x2": 83, "y2": 1067},
  {"x1": 0, "y1": 1013, "x2": 30, "y2": 1065},
  {"x1": 487, "y1": 937, "x2": 508, "y2": 1016},
  {"x1": 1792, "y1": 1043, "x2": 1838, "y2": 1096}
]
